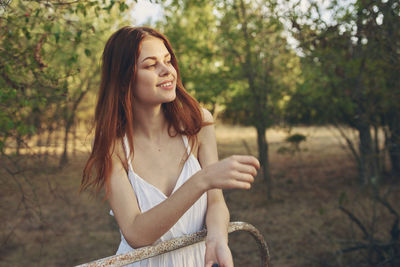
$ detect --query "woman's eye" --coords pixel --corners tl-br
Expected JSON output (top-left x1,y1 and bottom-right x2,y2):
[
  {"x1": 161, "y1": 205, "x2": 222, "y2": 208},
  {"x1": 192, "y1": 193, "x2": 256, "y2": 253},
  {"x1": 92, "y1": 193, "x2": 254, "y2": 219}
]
[{"x1": 145, "y1": 64, "x2": 156, "y2": 69}]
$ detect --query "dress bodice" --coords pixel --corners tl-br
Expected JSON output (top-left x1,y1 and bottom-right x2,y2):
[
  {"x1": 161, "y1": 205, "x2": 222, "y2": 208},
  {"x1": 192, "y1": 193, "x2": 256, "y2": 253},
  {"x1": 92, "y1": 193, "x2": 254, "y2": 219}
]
[{"x1": 110, "y1": 135, "x2": 207, "y2": 266}]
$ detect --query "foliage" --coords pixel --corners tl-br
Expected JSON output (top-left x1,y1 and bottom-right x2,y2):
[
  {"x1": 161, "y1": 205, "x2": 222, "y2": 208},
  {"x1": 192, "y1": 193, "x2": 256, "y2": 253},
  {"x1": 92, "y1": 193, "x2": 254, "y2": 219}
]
[
  {"x1": 287, "y1": 0, "x2": 400, "y2": 182},
  {"x1": 277, "y1": 133, "x2": 307, "y2": 156},
  {"x1": 217, "y1": 1, "x2": 300, "y2": 128},
  {"x1": 159, "y1": 0, "x2": 301, "y2": 199},
  {"x1": 0, "y1": 0, "x2": 132, "y2": 155},
  {"x1": 158, "y1": 1, "x2": 228, "y2": 113}
]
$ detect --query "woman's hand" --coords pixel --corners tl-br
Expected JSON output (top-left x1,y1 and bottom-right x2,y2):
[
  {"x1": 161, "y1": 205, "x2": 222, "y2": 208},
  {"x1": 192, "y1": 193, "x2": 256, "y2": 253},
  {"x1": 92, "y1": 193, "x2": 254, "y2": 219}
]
[
  {"x1": 204, "y1": 238, "x2": 233, "y2": 267},
  {"x1": 198, "y1": 155, "x2": 260, "y2": 191}
]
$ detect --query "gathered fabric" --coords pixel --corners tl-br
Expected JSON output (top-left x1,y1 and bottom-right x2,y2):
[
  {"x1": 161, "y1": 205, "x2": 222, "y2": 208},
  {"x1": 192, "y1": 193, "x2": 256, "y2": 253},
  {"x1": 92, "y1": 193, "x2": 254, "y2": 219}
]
[{"x1": 110, "y1": 135, "x2": 207, "y2": 266}]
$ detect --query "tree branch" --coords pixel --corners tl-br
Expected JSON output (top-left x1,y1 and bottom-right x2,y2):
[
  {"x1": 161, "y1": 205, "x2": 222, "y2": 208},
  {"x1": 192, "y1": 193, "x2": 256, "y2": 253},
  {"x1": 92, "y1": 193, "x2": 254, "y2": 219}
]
[
  {"x1": 339, "y1": 206, "x2": 369, "y2": 239},
  {"x1": 332, "y1": 122, "x2": 361, "y2": 165},
  {"x1": 34, "y1": 33, "x2": 48, "y2": 69}
]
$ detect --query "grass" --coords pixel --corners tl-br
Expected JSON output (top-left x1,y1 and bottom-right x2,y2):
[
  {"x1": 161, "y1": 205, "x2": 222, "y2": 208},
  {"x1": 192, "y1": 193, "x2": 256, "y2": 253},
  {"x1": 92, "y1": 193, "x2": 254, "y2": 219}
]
[{"x1": 0, "y1": 125, "x2": 399, "y2": 266}]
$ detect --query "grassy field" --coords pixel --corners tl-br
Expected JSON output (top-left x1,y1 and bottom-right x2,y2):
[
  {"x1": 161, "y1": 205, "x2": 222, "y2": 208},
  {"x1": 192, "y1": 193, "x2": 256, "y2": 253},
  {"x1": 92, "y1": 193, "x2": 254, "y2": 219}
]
[{"x1": 1, "y1": 125, "x2": 399, "y2": 266}]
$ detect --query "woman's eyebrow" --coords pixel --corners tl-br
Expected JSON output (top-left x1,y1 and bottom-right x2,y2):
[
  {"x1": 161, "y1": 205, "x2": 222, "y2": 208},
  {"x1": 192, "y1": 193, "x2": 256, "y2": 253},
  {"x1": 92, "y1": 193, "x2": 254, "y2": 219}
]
[{"x1": 141, "y1": 53, "x2": 170, "y2": 63}]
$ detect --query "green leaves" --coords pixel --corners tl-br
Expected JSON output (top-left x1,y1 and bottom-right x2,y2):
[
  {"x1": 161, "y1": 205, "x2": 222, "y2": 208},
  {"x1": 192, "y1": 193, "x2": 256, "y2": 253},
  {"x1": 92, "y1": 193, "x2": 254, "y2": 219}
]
[
  {"x1": 161, "y1": 0, "x2": 298, "y2": 129},
  {"x1": 54, "y1": 32, "x2": 60, "y2": 43},
  {"x1": 288, "y1": 0, "x2": 400, "y2": 180},
  {"x1": 76, "y1": 3, "x2": 87, "y2": 16},
  {"x1": 103, "y1": 0, "x2": 115, "y2": 12},
  {"x1": 0, "y1": 0, "x2": 132, "y2": 154},
  {"x1": 119, "y1": 2, "x2": 129, "y2": 12},
  {"x1": 285, "y1": 134, "x2": 307, "y2": 145},
  {"x1": 84, "y1": 48, "x2": 92, "y2": 57},
  {"x1": 75, "y1": 29, "x2": 82, "y2": 43},
  {"x1": 43, "y1": 22, "x2": 53, "y2": 32}
]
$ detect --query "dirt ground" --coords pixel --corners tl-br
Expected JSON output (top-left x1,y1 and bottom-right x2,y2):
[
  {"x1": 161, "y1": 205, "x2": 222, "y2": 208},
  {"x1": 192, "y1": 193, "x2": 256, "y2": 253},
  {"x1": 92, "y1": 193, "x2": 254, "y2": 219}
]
[{"x1": 1, "y1": 125, "x2": 399, "y2": 266}]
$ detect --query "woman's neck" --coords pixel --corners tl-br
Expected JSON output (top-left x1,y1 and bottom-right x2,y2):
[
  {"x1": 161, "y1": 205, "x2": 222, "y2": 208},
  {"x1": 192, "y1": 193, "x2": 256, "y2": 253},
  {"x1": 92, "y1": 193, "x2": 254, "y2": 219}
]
[{"x1": 132, "y1": 104, "x2": 169, "y2": 141}]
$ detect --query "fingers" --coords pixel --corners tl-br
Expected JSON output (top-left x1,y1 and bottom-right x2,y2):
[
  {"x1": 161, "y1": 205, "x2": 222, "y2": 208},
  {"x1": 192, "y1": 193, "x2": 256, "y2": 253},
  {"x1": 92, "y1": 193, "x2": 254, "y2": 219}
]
[
  {"x1": 203, "y1": 155, "x2": 259, "y2": 190},
  {"x1": 226, "y1": 156, "x2": 259, "y2": 190},
  {"x1": 233, "y1": 171, "x2": 255, "y2": 183},
  {"x1": 228, "y1": 179, "x2": 252, "y2": 190},
  {"x1": 235, "y1": 163, "x2": 258, "y2": 177},
  {"x1": 232, "y1": 155, "x2": 260, "y2": 169},
  {"x1": 230, "y1": 165, "x2": 256, "y2": 189}
]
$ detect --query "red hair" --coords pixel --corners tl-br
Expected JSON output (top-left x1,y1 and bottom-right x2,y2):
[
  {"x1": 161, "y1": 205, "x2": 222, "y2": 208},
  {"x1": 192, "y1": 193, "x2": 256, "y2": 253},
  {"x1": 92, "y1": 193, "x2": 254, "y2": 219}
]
[{"x1": 81, "y1": 26, "x2": 206, "y2": 195}]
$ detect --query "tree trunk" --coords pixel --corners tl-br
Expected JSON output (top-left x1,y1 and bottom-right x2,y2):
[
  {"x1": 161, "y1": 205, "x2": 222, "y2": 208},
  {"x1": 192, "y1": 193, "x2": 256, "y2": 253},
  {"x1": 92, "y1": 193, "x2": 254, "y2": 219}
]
[
  {"x1": 45, "y1": 125, "x2": 53, "y2": 160},
  {"x1": 58, "y1": 80, "x2": 90, "y2": 167},
  {"x1": 373, "y1": 124, "x2": 384, "y2": 174},
  {"x1": 59, "y1": 121, "x2": 71, "y2": 167},
  {"x1": 388, "y1": 115, "x2": 400, "y2": 178},
  {"x1": 357, "y1": 121, "x2": 379, "y2": 185},
  {"x1": 73, "y1": 123, "x2": 77, "y2": 156},
  {"x1": 256, "y1": 126, "x2": 271, "y2": 199},
  {"x1": 15, "y1": 135, "x2": 21, "y2": 156}
]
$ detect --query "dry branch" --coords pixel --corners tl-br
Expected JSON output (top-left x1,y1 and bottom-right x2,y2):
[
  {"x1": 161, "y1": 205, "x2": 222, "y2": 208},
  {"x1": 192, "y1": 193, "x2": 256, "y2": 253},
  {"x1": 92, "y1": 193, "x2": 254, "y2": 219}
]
[{"x1": 339, "y1": 206, "x2": 369, "y2": 239}]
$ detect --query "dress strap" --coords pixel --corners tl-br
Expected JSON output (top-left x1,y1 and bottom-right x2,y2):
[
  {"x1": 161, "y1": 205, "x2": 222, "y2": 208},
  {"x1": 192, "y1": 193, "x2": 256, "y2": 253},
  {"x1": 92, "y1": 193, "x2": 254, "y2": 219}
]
[
  {"x1": 182, "y1": 135, "x2": 192, "y2": 156},
  {"x1": 122, "y1": 135, "x2": 134, "y2": 173}
]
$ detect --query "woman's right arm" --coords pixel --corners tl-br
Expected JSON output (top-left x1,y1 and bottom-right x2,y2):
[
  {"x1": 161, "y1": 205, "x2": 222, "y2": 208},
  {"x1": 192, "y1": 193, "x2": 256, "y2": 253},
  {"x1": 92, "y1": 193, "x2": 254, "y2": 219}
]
[{"x1": 108, "y1": 142, "x2": 259, "y2": 249}]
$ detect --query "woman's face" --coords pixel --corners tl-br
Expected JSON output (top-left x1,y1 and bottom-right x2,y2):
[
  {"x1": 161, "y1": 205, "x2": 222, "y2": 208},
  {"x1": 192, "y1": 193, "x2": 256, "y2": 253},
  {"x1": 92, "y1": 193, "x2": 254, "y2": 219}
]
[{"x1": 133, "y1": 36, "x2": 177, "y2": 107}]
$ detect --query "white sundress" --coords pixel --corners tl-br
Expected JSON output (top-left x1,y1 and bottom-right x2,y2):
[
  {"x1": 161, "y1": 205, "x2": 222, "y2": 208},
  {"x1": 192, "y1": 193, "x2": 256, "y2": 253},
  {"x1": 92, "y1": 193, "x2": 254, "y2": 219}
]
[{"x1": 110, "y1": 135, "x2": 208, "y2": 267}]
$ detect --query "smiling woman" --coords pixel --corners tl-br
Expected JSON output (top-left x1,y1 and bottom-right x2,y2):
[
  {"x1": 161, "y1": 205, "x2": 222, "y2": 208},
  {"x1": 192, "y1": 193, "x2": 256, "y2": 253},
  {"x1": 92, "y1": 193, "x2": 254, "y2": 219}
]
[
  {"x1": 134, "y1": 37, "x2": 177, "y2": 105},
  {"x1": 81, "y1": 26, "x2": 260, "y2": 267}
]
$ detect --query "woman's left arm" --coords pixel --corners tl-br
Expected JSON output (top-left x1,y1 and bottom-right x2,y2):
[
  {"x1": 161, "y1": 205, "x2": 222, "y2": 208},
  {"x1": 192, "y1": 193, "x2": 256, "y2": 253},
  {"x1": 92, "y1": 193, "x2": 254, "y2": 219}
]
[{"x1": 197, "y1": 108, "x2": 234, "y2": 267}]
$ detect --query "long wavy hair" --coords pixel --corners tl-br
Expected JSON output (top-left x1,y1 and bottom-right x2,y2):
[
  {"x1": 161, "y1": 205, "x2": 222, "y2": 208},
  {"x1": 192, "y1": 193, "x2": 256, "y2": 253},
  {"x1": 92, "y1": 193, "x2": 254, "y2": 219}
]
[{"x1": 81, "y1": 26, "x2": 206, "y2": 196}]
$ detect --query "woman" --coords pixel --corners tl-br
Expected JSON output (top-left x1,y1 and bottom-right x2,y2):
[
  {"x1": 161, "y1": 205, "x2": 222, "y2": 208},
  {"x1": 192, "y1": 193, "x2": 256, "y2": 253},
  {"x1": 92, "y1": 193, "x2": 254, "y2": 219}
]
[{"x1": 82, "y1": 26, "x2": 259, "y2": 267}]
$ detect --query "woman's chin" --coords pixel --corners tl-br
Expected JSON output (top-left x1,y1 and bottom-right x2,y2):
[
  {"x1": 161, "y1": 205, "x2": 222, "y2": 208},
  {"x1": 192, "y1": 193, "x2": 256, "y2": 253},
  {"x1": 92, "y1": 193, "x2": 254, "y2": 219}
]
[{"x1": 163, "y1": 92, "x2": 177, "y2": 103}]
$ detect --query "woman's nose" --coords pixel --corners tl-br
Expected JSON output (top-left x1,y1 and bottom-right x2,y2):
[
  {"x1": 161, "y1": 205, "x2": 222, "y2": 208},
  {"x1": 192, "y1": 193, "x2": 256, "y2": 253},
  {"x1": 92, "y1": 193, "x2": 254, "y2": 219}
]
[{"x1": 159, "y1": 63, "x2": 171, "y2": 76}]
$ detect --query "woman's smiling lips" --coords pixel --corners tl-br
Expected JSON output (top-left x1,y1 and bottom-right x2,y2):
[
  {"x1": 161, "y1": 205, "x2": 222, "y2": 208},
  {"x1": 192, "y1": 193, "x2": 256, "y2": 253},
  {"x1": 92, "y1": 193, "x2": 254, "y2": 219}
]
[{"x1": 157, "y1": 80, "x2": 175, "y2": 90}]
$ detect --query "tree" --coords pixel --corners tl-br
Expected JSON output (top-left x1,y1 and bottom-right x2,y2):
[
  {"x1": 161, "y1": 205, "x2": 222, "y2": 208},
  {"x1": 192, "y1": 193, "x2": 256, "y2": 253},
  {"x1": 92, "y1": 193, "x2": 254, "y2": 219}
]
[
  {"x1": 373, "y1": 0, "x2": 400, "y2": 178},
  {"x1": 288, "y1": 0, "x2": 400, "y2": 184},
  {"x1": 0, "y1": 1, "x2": 134, "y2": 262},
  {"x1": 158, "y1": 0, "x2": 230, "y2": 116},
  {"x1": 160, "y1": 0, "x2": 301, "y2": 199},
  {"x1": 216, "y1": 0, "x2": 300, "y2": 198},
  {"x1": 0, "y1": 0, "x2": 132, "y2": 165}
]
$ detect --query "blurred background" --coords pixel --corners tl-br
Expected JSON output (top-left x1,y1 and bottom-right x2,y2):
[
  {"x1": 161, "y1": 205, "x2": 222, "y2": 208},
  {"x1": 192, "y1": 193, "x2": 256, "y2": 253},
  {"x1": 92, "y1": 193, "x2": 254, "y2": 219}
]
[{"x1": 1, "y1": 0, "x2": 399, "y2": 266}]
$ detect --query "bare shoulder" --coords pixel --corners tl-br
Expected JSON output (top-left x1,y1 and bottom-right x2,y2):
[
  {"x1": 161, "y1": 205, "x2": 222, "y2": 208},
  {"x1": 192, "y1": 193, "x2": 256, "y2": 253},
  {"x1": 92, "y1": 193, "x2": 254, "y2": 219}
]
[
  {"x1": 198, "y1": 107, "x2": 216, "y2": 146},
  {"x1": 197, "y1": 108, "x2": 218, "y2": 166},
  {"x1": 111, "y1": 138, "x2": 126, "y2": 162},
  {"x1": 201, "y1": 107, "x2": 214, "y2": 124},
  {"x1": 108, "y1": 137, "x2": 131, "y2": 198},
  {"x1": 108, "y1": 137, "x2": 128, "y2": 182}
]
